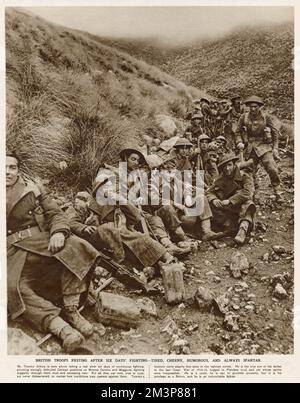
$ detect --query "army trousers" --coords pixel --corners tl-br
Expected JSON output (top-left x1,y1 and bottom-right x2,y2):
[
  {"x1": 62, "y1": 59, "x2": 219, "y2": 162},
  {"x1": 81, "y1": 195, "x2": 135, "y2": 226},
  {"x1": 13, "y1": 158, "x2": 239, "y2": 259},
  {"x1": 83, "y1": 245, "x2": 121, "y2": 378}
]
[
  {"x1": 143, "y1": 211, "x2": 170, "y2": 241},
  {"x1": 210, "y1": 202, "x2": 255, "y2": 233},
  {"x1": 155, "y1": 197, "x2": 212, "y2": 233},
  {"x1": 250, "y1": 150, "x2": 280, "y2": 188},
  {"x1": 19, "y1": 253, "x2": 90, "y2": 332}
]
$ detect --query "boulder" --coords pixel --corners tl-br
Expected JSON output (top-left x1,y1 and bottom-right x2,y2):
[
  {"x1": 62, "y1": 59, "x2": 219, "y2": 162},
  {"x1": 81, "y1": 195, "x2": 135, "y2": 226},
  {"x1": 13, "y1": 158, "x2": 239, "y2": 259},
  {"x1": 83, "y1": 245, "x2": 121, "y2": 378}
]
[
  {"x1": 195, "y1": 286, "x2": 215, "y2": 311},
  {"x1": 273, "y1": 283, "x2": 288, "y2": 299},
  {"x1": 8, "y1": 328, "x2": 43, "y2": 355},
  {"x1": 230, "y1": 251, "x2": 249, "y2": 278}
]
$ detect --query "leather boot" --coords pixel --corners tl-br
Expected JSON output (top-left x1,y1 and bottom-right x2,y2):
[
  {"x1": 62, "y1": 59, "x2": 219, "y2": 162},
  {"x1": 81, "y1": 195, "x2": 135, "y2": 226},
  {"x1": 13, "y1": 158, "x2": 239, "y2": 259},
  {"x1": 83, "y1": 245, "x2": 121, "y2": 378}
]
[
  {"x1": 234, "y1": 220, "x2": 249, "y2": 245},
  {"x1": 47, "y1": 316, "x2": 84, "y2": 353},
  {"x1": 60, "y1": 326, "x2": 85, "y2": 353},
  {"x1": 201, "y1": 219, "x2": 224, "y2": 241},
  {"x1": 160, "y1": 237, "x2": 191, "y2": 256},
  {"x1": 62, "y1": 306, "x2": 94, "y2": 338},
  {"x1": 173, "y1": 226, "x2": 188, "y2": 242}
]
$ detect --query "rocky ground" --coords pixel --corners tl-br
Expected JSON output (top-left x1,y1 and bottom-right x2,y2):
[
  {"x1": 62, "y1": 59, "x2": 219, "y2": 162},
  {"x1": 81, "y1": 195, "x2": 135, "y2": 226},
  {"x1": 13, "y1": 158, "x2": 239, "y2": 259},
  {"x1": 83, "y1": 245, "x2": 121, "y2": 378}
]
[{"x1": 8, "y1": 153, "x2": 294, "y2": 356}]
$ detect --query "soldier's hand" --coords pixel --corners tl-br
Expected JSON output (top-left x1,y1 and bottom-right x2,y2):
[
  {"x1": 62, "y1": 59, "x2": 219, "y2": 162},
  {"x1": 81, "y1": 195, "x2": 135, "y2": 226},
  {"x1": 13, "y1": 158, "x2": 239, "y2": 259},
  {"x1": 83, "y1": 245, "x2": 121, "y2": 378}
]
[
  {"x1": 213, "y1": 199, "x2": 223, "y2": 209},
  {"x1": 48, "y1": 232, "x2": 65, "y2": 254},
  {"x1": 237, "y1": 142, "x2": 245, "y2": 151},
  {"x1": 221, "y1": 199, "x2": 230, "y2": 207},
  {"x1": 84, "y1": 226, "x2": 97, "y2": 235}
]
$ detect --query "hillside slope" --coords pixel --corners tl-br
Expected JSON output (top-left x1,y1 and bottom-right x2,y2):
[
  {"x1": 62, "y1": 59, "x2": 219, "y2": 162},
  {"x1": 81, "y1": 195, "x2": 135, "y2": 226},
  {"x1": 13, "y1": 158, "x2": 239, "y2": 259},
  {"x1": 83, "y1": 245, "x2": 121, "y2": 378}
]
[
  {"x1": 99, "y1": 23, "x2": 294, "y2": 120},
  {"x1": 164, "y1": 23, "x2": 294, "y2": 120},
  {"x1": 6, "y1": 8, "x2": 204, "y2": 192}
]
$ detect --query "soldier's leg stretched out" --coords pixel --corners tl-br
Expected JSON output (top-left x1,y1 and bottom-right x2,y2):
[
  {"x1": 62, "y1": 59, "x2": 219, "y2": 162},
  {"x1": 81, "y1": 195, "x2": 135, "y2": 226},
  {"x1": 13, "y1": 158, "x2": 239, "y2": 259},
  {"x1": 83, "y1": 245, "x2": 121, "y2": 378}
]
[
  {"x1": 155, "y1": 205, "x2": 187, "y2": 243},
  {"x1": 19, "y1": 254, "x2": 93, "y2": 352},
  {"x1": 143, "y1": 211, "x2": 191, "y2": 256}
]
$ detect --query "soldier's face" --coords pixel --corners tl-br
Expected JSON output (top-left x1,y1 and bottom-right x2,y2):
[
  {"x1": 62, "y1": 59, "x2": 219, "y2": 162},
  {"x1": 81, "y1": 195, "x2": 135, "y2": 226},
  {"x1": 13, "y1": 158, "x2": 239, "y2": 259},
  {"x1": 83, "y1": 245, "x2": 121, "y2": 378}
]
[
  {"x1": 223, "y1": 161, "x2": 235, "y2": 177},
  {"x1": 178, "y1": 146, "x2": 191, "y2": 157},
  {"x1": 6, "y1": 156, "x2": 19, "y2": 187},
  {"x1": 200, "y1": 140, "x2": 209, "y2": 151},
  {"x1": 127, "y1": 153, "x2": 140, "y2": 171},
  {"x1": 74, "y1": 198, "x2": 87, "y2": 212},
  {"x1": 249, "y1": 103, "x2": 260, "y2": 115}
]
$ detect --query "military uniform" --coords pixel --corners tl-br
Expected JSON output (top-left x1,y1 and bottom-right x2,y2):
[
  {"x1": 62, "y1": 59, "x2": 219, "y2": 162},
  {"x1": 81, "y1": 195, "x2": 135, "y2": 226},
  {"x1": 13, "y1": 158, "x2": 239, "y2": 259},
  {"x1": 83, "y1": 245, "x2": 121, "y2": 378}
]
[
  {"x1": 235, "y1": 109, "x2": 280, "y2": 188},
  {"x1": 68, "y1": 187, "x2": 167, "y2": 267},
  {"x1": 7, "y1": 177, "x2": 99, "y2": 332},
  {"x1": 206, "y1": 153, "x2": 256, "y2": 243}
]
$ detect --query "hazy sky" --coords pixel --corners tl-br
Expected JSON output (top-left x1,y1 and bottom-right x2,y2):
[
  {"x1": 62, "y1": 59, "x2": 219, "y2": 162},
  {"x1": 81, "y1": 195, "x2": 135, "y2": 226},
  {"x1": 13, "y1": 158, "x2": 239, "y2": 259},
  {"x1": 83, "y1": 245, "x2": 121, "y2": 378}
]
[{"x1": 23, "y1": 6, "x2": 293, "y2": 44}]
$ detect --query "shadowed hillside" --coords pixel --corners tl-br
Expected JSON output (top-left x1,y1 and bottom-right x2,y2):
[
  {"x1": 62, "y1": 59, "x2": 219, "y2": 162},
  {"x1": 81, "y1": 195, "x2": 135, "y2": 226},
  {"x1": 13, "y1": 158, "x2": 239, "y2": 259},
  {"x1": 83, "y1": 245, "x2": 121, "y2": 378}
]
[
  {"x1": 6, "y1": 8, "x2": 205, "y2": 192},
  {"x1": 164, "y1": 23, "x2": 294, "y2": 120},
  {"x1": 99, "y1": 23, "x2": 294, "y2": 121}
]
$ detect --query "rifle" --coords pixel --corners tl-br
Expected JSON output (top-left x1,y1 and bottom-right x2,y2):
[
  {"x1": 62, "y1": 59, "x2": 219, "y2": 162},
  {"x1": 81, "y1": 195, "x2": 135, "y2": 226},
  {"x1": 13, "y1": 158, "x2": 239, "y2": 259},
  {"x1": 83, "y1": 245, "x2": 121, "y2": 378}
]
[
  {"x1": 197, "y1": 134, "x2": 204, "y2": 171},
  {"x1": 97, "y1": 250, "x2": 158, "y2": 295},
  {"x1": 138, "y1": 205, "x2": 150, "y2": 235}
]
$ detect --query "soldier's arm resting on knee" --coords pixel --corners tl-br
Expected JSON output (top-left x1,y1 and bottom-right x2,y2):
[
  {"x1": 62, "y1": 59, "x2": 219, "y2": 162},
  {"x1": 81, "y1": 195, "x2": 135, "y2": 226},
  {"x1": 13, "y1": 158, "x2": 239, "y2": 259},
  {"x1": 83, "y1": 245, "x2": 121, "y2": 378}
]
[{"x1": 228, "y1": 173, "x2": 255, "y2": 206}]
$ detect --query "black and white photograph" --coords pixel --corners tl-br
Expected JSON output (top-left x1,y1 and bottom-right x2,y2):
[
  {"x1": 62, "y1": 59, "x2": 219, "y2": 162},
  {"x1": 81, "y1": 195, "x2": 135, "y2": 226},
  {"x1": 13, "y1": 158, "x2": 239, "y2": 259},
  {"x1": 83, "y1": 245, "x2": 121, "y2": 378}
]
[{"x1": 4, "y1": 3, "x2": 295, "y2": 360}]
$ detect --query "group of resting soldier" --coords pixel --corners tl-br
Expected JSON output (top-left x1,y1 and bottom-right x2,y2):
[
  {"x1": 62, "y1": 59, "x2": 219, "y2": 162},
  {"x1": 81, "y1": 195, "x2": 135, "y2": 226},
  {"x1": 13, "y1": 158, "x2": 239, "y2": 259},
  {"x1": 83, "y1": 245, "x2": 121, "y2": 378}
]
[{"x1": 6, "y1": 94, "x2": 284, "y2": 352}]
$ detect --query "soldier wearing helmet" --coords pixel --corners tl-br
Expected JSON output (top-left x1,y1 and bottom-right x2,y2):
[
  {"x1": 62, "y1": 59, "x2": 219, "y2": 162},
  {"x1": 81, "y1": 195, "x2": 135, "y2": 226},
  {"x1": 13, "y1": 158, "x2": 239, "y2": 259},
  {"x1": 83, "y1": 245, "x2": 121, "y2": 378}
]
[{"x1": 235, "y1": 96, "x2": 283, "y2": 202}]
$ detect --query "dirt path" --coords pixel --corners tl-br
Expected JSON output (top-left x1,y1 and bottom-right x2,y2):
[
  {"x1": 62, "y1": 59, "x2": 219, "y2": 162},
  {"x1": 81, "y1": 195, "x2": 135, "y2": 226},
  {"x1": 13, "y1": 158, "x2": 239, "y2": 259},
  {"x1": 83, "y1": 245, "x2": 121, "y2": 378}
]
[{"x1": 9, "y1": 155, "x2": 294, "y2": 356}]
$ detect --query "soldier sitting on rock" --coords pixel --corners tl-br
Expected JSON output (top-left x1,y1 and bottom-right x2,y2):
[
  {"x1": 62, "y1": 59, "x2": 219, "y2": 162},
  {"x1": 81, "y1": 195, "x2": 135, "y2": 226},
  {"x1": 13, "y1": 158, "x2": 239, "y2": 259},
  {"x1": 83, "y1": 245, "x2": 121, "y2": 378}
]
[
  {"x1": 146, "y1": 155, "x2": 223, "y2": 242},
  {"x1": 6, "y1": 151, "x2": 100, "y2": 353},
  {"x1": 206, "y1": 152, "x2": 256, "y2": 245},
  {"x1": 65, "y1": 179, "x2": 176, "y2": 269}
]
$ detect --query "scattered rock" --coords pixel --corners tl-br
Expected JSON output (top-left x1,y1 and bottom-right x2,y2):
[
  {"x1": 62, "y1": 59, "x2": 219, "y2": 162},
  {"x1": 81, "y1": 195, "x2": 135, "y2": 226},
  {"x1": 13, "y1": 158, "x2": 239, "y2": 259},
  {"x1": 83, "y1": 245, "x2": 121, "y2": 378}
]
[
  {"x1": 205, "y1": 271, "x2": 215, "y2": 276},
  {"x1": 136, "y1": 298, "x2": 157, "y2": 317},
  {"x1": 143, "y1": 267, "x2": 156, "y2": 281},
  {"x1": 239, "y1": 282, "x2": 249, "y2": 290},
  {"x1": 113, "y1": 345, "x2": 128, "y2": 354},
  {"x1": 187, "y1": 324, "x2": 198, "y2": 333},
  {"x1": 161, "y1": 316, "x2": 180, "y2": 336},
  {"x1": 221, "y1": 334, "x2": 232, "y2": 342},
  {"x1": 195, "y1": 286, "x2": 215, "y2": 311},
  {"x1": 8, "y1": 328, "x2": 44, "y2": 355},
  {"x1": 234, "y1": 282, "x2": 249, "y2": 293},
  {"x1": 273, "y1": 283, "x2": 288, "y2": 299},
  {"x1": 93, "y1": 323, "x2": 106, "y2": 337},
  {"x1": 172, "y1": 338, "x2": 189, "y2": 348},
  {"x1": 270, "y1": 272, "x2": 293, "y2": 288},
  {"x1": 223, "y1": 313, "x2": 240, "y2": 332},
  {"x1": 230, "y1": 251, "x2": 249, "y2": 278},
  {"x1": 213, "y1": 276, "x2": 221, "y2": 283},
  {"x1": 209, "y1": 343, "x2": 225, "y2": 354},
  {"x1": 272, "y1": 245, "x2": 287, "y2": 254},
  {"x1": 256, "y1": 221, "x2": 268, "y2": 232},
  {"x1": 262, "y1": 252, "x2": 270, "y2": 262},
  {"x1": 214, "y1": 293, "x2": 230, "y2": 315}
]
